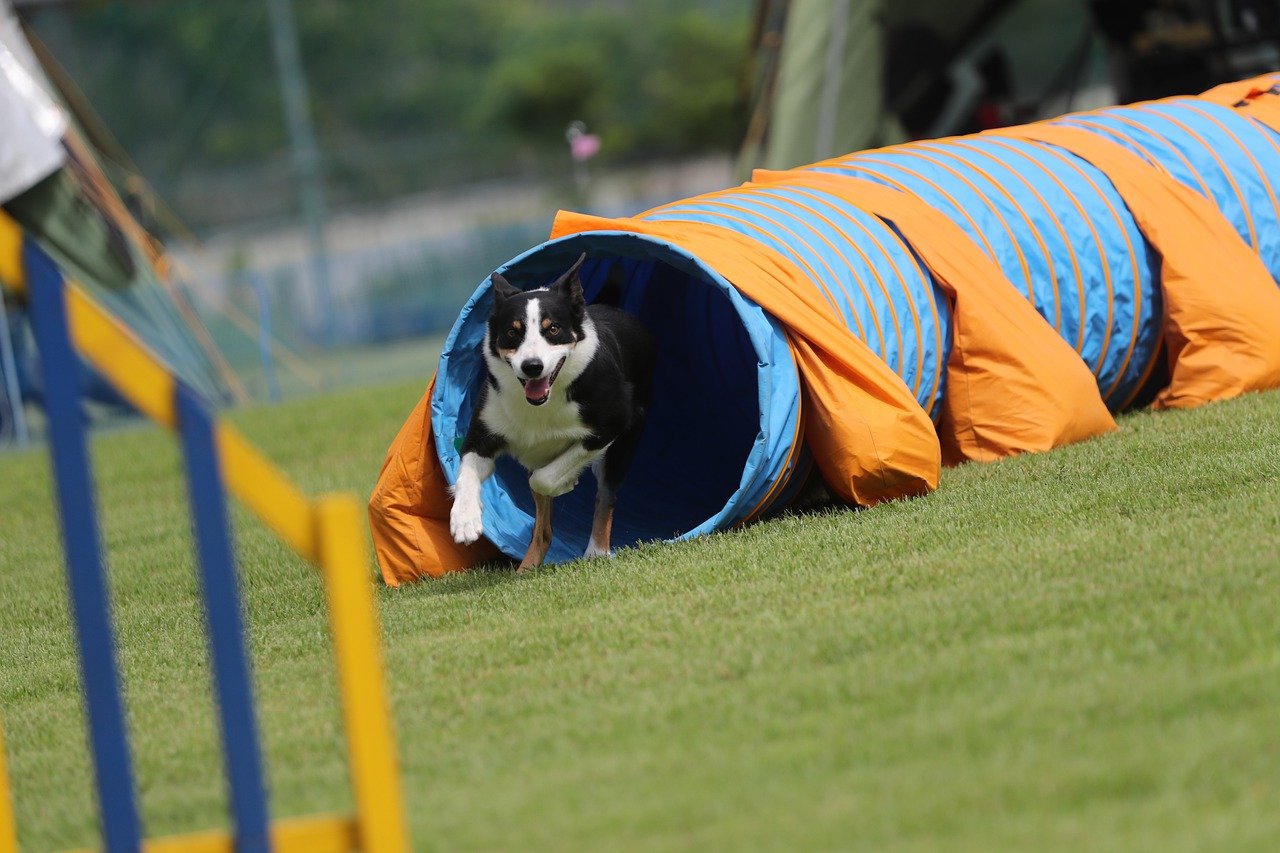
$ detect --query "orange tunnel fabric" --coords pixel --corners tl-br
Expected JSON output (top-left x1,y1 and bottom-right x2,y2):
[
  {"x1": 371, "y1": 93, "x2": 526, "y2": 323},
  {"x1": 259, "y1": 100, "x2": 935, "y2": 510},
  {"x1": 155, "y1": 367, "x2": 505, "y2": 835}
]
[{"x1": 371, "y1": 76, "x2": 1280, "y2": 584}]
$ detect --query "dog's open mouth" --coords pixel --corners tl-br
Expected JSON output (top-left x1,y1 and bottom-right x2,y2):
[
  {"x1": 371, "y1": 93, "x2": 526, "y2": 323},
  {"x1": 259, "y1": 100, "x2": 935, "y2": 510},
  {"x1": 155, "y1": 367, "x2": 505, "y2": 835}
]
[{"x1": 521, "y1": 357, "x2": 566, "y2": 405}]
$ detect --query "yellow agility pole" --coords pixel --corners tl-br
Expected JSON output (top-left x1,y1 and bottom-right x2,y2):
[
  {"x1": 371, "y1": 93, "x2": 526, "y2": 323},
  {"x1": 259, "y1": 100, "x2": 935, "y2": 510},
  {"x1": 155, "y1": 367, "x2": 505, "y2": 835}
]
[
  {"x1": 0, "y1": 711, "x2": 17, "y2": 853},
  {"x1": 67, "y1": 814, "x2": 358, "y2": 853},
  {"x1": 317, "y1": 496, "x2": 410, "y2": 853}
]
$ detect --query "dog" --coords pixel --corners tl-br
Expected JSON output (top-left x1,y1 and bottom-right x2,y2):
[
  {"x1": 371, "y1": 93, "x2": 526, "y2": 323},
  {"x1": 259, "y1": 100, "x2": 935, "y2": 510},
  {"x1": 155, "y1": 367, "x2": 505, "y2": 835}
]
[{"x1": 449, "y1": 253, "x2": 655, "y2": 569}]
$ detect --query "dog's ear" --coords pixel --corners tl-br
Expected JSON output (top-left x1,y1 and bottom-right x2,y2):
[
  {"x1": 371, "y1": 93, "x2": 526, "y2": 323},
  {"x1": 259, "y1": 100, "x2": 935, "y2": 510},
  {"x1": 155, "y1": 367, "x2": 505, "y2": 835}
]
[
  {"x1": 551, "y1": 253, "x2": 587, "y2": 321},
  {"x1": 558, "y1": 252, "x2": 587, "y2": 283},
  {"x1": 490, "y1": 271, "x2": 520, "y2": 302}
]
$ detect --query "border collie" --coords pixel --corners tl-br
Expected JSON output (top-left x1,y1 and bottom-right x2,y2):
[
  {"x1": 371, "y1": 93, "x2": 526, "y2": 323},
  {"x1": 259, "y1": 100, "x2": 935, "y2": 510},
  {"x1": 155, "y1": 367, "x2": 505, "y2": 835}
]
[{"x1": 449, "y1": 254, "x2": 655, "y2": 569}]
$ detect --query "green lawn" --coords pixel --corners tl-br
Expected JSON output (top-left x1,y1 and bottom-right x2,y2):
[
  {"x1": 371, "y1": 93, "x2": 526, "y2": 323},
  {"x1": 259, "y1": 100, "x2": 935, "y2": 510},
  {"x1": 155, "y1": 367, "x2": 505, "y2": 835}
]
[{"x1": 1, "y1": 380, "x2": 1279, "y2": 851}]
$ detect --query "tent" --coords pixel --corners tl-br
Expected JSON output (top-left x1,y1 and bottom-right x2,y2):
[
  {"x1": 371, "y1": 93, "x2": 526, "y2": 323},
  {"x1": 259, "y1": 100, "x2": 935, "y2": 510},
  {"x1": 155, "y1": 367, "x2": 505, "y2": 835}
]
[
  {"x1": 739, "y1": 0, "x2": 1280, "y2": 171},
  {"x1": 369, "y1": 72, "x2": 1280, "y2": 584},
  {"x1": 740, "y1": 0, "x2": 1062, "y2": 170},
  {"x1": 0, "y1": 0, "x2": 234, "y2": 443}
]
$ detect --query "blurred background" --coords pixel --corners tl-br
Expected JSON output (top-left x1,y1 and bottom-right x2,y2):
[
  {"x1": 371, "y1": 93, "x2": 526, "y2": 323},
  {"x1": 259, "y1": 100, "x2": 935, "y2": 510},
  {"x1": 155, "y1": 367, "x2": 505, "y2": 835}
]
[{"x1": 2, "y1": 0, "x2": 1279, "y2": 439}]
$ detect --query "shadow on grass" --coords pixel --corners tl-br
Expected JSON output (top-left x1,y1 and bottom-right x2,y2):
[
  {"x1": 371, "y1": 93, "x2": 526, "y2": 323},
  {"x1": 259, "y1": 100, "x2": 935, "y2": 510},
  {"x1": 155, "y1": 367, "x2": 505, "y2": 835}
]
[
  {"x1": 380, "y1": 559, "x2": 526, "y2": 598},
  {"x1": 376, "y1": 482, "x2": 868, "y2": 598}
]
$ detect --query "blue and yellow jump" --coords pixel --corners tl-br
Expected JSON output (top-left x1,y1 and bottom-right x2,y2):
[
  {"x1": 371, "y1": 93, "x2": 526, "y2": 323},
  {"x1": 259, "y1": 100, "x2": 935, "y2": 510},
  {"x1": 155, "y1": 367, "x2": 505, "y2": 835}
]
[{"x1": 0, "y1": 214, "x2": 408, "y2": 853}]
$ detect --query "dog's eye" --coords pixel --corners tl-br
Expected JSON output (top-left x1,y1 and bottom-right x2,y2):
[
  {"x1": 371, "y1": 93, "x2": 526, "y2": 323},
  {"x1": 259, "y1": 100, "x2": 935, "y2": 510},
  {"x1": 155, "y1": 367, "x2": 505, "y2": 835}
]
[
  {"x1": 504, "y1": 328, "x2": 520, "y2": 342},
  {"x1": 546, "y1": 323, "x2": 560, "y2": 335}
]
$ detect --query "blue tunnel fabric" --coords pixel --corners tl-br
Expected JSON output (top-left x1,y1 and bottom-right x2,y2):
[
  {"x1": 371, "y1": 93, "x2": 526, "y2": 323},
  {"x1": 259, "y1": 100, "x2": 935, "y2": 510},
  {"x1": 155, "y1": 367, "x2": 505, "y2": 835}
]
[
  {"x1": 643, "y1": 183, "x2": 952, "y2": 419},
  {"x1": 425, "y1": 91, "x2": 1280, "y2": 568},
  {"x1": 812, "y1": 138, "x2": 1164, "y2": 409},
  {"x1": 1056, "y1": 99, "x2": 1280, "y2": 281}
]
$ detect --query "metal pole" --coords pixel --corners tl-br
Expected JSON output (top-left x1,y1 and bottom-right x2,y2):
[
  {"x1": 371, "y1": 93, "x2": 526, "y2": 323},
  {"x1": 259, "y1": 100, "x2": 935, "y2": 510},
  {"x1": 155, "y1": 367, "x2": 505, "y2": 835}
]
[
  {"x1": 250, "y1": 273, "x2": 281, "y2": 402},
  {"x1": 265, "y1": 0, "x2": 334, "y2": 342},
  {"x1": 0, "y1": 296, "x2": 29, "y2": 445}
]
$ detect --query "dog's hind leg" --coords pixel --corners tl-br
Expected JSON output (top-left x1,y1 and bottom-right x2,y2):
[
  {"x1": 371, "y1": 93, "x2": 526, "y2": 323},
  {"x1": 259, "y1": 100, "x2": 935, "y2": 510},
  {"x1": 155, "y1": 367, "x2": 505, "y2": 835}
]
[
  {"x1": 585, "y1": 458, "x2": 615, "y2": 559},
  {"x1": 583, "y1": 424, "x2": 642, "y2": 559},
  {"x1": 519, "y1": 491, "x2": 554, "y2": 570}
]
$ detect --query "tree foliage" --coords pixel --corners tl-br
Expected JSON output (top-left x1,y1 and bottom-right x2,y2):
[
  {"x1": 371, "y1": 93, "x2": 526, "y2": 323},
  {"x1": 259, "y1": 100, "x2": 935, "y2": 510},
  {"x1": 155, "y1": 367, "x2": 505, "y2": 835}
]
[{"x1": 27, "y1": 0, "x2": 748, "y2": 225}]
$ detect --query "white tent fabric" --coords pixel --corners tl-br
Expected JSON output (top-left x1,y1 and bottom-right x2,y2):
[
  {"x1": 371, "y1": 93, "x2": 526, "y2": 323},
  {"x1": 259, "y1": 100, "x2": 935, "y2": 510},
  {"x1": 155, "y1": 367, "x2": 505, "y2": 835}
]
[{"x1": 0, "y1": 0, "x2": 64, "y2": 203}]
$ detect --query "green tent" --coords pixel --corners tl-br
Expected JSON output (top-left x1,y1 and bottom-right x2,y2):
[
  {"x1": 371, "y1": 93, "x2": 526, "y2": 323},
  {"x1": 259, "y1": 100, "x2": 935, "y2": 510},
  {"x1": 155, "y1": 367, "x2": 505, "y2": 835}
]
[
  {"x1": 739, "y1": 0, "x2": 1108, "y2": 171},
  {"x1": 1, "y1": 0, "x2": 234, "y2": 440}
]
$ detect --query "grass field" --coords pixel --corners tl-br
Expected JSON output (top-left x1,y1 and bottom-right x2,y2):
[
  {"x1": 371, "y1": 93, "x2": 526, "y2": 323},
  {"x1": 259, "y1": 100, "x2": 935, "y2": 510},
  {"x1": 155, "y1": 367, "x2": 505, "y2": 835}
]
[{"x1": 1, "y1": 378, "x2": 1279, "y2": 851}]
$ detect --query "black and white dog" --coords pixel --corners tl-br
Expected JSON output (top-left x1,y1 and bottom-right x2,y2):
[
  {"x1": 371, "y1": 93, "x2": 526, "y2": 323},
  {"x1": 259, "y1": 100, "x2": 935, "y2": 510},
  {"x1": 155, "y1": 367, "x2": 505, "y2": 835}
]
[{"x1": 449, "y1": 254, "x2": 655, "y2": 569}]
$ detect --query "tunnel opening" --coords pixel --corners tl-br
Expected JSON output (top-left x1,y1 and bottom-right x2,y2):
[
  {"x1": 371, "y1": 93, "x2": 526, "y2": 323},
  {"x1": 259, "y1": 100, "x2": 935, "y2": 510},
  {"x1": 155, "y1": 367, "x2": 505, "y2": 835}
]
[{"x1": 432, "y1": 232, "x2": 802, "y2": 563}]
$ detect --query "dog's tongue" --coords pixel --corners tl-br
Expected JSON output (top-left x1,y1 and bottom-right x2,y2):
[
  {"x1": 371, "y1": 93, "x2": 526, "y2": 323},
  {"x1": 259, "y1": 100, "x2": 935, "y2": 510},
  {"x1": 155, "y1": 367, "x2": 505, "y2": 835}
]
[{"x1": 524, "y1": 376, "x2": 551, "y2": 402}]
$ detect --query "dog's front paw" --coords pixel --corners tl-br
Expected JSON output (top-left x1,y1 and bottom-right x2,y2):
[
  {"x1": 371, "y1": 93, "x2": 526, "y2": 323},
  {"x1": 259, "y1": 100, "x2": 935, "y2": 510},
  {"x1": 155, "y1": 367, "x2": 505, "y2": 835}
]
[
  {"x1": 529, "y1": 467, "x2": 578, "y2": 497},
  {"x1": 450, "y1": 498, "x2": 484, "y2": 545}
]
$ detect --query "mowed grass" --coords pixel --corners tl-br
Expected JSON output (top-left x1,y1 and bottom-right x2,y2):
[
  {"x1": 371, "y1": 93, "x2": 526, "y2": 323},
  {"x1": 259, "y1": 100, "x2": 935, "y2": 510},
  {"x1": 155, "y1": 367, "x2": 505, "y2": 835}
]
[{"x1": 1, "y1": 379, "x2": 1279, "y2": 851}]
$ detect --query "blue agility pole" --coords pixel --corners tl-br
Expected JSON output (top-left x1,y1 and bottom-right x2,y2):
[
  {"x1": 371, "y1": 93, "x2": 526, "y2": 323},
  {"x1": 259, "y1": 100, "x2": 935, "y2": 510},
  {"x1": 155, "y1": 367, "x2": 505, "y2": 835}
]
[
  {"x1": 176, "y1": 383, "x2": 272, "y2": 853},
  {"x1": 23, "y1": 240, "x2": 143, "y2": 851}
]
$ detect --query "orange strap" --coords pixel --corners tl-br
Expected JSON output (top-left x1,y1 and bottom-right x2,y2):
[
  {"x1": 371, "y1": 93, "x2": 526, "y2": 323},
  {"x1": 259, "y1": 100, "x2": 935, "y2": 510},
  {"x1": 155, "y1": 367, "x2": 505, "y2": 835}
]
[
  {"x1": 753, "y1": 169, "x2": 1117, "y2": 464},
  {"x1": 1199, "y1": 74, "x2": 1280, "y2": 134},
  {"x1": 994, "y1": 122, "x2": 1280, "y2": 409},
  {"x1": 1234, "y1": 94, "x2": 1280, "y2": 134},
  {"x1": 1198, "y1": 73, "x2": 1280, "y2": 107},
  {"x1": 367, "y1": 377, "x2": 501, "y2": 584},
  {"x1": 551, "y1": 211, "x2": 942, "y2": 507}
]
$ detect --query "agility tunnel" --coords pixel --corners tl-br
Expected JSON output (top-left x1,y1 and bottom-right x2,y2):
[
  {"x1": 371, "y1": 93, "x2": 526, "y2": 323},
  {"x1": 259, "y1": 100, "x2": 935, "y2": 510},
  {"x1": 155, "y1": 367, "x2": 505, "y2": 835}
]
[{"x1": 370, "y1": 74, "x2": 1280, "y2": 584}]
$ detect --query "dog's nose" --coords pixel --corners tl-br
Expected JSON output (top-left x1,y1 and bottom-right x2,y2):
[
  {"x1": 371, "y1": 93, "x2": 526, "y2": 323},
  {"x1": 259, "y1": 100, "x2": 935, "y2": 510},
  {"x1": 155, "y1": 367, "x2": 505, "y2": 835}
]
[{"x1": 520, "y1": 358, "x2": 544, "y2": 378}]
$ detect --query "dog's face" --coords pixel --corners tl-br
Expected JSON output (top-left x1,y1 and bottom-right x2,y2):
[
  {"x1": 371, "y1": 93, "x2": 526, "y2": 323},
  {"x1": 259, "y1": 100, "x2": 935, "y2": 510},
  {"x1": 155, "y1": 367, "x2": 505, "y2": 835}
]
[{"x1": 487, "y1": 254, "x2": 587, "y2": 406}]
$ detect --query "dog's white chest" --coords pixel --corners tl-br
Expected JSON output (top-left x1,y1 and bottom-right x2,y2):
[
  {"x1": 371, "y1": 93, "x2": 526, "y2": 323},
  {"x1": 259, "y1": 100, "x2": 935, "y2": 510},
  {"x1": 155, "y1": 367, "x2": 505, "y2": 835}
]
[{"x1": 482, "y1": 394, "x2": 591, "y2": 469}]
